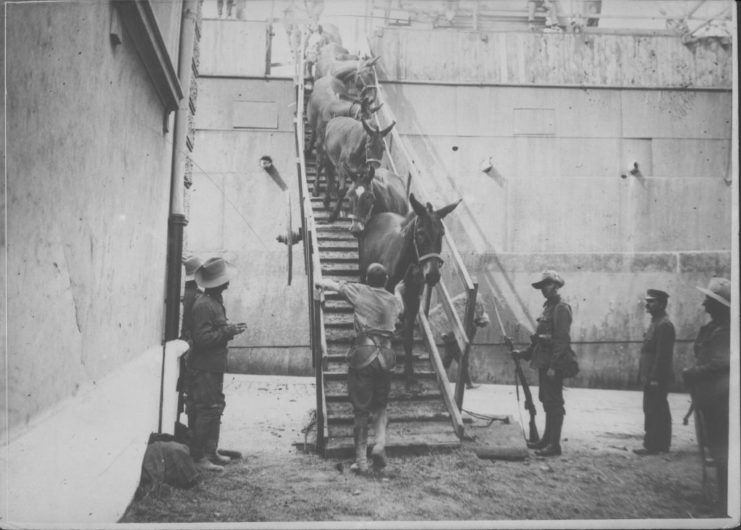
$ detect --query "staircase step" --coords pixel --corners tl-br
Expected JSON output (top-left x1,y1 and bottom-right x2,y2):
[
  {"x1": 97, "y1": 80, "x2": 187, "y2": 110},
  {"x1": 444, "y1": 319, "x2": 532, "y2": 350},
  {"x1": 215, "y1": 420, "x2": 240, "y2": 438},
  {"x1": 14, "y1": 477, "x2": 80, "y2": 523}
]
[
  {"x1": 325, "y1": 355, "x2": 433, "y2": 374},
  {"x1": 322, "y1": 299, "x2": 353, "y2": 312},
  {"x1": 319, "y1": 250, "x2": 358, "y2": 262},
  {"x1": 323, "y1": 423, "x2": 460, "y2": 458},
  {"x1": 324, "y1": 373, "x2": 440, "y2": 398},
  {"x1": 327, "y1": 400, "x2": 449, "y2": 424},
  {"x1": 321, "y1": 263, "x2": 359, "y2": 275}
]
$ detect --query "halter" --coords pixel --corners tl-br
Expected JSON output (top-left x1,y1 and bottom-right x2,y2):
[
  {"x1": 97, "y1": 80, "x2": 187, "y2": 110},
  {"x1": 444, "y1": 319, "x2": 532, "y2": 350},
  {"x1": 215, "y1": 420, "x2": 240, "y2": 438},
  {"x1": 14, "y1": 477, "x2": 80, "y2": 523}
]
[{"x1": 411, "y1": 217, "x2": 444, "y2": 266}]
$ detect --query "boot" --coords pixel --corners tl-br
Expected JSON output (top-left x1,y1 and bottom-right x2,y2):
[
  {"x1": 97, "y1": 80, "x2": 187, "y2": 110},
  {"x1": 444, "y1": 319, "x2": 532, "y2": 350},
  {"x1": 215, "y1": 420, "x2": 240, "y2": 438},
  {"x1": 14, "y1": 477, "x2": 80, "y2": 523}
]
[
  {"x1": 527, "y1": 414, "x2": 550, "y2": 450},
  {"x1": 206, "y1": 415, "x2": 230, "y2": 465},
  {"x1": 371, "y1": 408, "x2": 388, "y2": 470},
  {"x1": 350, "y1": 416, "x2": 369, "y2": 474},
  {"x1": 535, "y1": 413, "x2": 563, "y2": 457},
  {"x1": 195, "y1": 458, "x2": 224, "y2": 472}
]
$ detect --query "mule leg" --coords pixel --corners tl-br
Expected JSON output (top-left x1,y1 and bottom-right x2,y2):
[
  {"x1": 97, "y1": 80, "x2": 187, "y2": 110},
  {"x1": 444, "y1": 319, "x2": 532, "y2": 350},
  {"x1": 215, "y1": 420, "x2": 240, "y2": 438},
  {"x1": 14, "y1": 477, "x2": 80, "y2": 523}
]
[
  {"x1": 322, "y1": 153, "x2": 334, "y2": 210},
  {"x1": 327, "y1": 182, "x2": 348, "y2": 223},
  {"x1": 402, "y1": 272, "x2": 422, "y2": 388}
]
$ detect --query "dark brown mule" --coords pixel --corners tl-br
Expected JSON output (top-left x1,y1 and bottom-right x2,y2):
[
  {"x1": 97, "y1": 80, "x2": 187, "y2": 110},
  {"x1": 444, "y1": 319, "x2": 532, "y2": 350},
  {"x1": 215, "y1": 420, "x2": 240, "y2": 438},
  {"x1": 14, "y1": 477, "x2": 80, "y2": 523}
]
[
  {"x1": 348, "y1": 166, "x2": 408, "y2": 237},
  {"x1": 358, "y1": 194, "x2": 461, "y2": 386},
  {"x1": 322, "y1": 117, "x2": 395, "y2": 220}
]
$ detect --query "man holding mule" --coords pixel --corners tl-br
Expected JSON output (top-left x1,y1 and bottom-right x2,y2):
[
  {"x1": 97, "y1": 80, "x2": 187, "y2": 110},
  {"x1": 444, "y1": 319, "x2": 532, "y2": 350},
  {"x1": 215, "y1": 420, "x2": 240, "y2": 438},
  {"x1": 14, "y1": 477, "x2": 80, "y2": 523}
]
[{"x1": 316, "y1": 263, "x2": 403, "y2": 473}]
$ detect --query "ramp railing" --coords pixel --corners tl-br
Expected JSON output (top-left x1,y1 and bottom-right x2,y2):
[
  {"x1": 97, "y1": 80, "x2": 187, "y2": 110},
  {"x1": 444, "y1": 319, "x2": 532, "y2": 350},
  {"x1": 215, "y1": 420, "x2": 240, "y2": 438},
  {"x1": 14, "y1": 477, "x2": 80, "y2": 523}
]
[
  {"x1": 293, "y1": 33, "x2": 328, "y2": 454},
  {"x1": 369, "y1": 68, "x2": 478, "y2": 438}
]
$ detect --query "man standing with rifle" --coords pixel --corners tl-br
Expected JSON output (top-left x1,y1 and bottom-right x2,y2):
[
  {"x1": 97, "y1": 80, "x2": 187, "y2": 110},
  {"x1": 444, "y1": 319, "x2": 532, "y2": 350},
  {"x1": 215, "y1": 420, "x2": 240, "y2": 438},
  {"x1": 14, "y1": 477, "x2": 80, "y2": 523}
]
[{"x1": 511, "y1": 270, "x2": 577, "y2": 457}]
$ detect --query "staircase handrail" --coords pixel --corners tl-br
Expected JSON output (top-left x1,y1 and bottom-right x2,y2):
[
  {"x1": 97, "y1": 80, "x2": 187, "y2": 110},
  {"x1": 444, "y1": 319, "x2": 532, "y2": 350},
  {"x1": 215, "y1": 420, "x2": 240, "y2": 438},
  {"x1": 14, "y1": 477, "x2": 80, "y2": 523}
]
[
  {"x1": 370, "y1": 67, "x2": 478, "y2": 424},
  {"x1": 294, "y1": 31, "x2": 328, "y2": 454}
]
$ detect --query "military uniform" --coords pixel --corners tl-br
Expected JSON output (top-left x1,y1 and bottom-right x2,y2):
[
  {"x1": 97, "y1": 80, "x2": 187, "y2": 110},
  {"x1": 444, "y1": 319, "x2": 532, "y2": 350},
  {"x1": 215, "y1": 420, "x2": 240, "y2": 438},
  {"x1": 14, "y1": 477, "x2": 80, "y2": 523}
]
[
  {"x1": 638, "y1": 308, "x2": 675, "y2": 453},
  {"x1": 189, "y1": 290, "x2": 236, "y2": 465},
  {"x1": 683, "y1": 277, "x2": 731, "y2": 504},
  {"x1": 524, "y1": 294, "x2": 573, "y2": 415},
  {"x1": 518, "y1": 270, "x2": 574, "y2": 457}
]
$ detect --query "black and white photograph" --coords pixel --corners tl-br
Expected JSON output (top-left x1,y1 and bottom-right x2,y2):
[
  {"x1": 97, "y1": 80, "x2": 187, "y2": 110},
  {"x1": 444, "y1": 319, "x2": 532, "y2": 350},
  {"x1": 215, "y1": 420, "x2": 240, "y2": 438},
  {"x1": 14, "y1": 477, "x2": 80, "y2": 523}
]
[{"x1": 1, "y1": 0, "x2": 739, "y2": 528}]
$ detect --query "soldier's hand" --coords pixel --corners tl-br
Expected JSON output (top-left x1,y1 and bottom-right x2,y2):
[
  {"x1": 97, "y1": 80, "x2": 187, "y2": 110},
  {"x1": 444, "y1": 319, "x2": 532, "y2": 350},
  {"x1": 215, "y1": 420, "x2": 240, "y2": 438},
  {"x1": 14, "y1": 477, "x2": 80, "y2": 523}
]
[
  {"x1": 546, "y1": 368, "x2": 556, "y2": 378},
  {"x1": 228, "y1": 323, "x2": 247, "y2": 336}
]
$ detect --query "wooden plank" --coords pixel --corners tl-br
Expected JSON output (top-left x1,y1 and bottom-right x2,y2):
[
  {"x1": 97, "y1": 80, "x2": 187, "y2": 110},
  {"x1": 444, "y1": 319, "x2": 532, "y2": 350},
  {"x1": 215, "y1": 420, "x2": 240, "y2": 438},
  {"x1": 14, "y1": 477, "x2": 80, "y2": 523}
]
[
  {"x1": 328, "y1": 418, "x2": 461, "y2": 440},
  {"x1": 418, "y1": 312, "x2": 465, "y2": 439},
  {"x1": 327, "y1": 400, "x2": 449, "y2": 421},
  {"x1": 324, "y1": 374, "x2": 440, "y2": 397}
]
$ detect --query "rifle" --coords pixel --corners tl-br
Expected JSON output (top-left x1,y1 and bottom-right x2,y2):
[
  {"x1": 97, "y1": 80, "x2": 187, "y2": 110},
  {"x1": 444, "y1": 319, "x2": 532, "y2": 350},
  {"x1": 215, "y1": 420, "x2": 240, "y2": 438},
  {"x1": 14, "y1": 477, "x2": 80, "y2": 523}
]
[{"x1": 505, "y1": 336, "x2": 539, "y2": 444}]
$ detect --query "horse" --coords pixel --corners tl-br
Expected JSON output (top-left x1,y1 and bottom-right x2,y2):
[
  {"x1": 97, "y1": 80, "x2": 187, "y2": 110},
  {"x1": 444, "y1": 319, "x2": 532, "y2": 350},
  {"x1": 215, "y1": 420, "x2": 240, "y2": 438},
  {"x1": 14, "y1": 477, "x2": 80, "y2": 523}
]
[
  {"x1": 347, "y1": 166, "x2": 408, "y2": 237},
  {"x1": 321, "y1": 117, "x2": 395, "y2": 220},
  {"x1": 358, "y1": 194, "x2": 461, "y2": 386}
]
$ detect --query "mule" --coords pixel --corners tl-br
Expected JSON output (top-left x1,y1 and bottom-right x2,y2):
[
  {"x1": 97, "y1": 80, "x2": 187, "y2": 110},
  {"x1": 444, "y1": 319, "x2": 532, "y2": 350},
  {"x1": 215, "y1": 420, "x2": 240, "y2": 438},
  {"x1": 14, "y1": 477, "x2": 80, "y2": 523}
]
[
  {"x1": 348, "y1": 166, "x2": 408, "y2": 237},
  {"x1": 322, "y1": 117, "x2": 395, "y2": 221},
  {"x1": 358, "y1": 194, "x2": 461, "y2": 386}
]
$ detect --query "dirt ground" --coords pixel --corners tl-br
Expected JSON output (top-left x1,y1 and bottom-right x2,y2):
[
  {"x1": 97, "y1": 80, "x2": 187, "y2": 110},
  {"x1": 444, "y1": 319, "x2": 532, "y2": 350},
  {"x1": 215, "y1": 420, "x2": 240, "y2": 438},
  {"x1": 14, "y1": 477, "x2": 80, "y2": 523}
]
[{"x1": 121, "y1": 375, "x2": 734, "y2": 526}]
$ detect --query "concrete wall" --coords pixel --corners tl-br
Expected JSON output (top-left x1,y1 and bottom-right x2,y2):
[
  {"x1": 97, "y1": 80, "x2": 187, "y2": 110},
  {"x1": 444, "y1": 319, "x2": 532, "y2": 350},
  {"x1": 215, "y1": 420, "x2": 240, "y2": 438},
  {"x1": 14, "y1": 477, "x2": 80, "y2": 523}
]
[
  {"x1": 189, "y1": 75, "x2": 312, "y2": 375},
  {"x1": 4, "y1": 0, "x2": 186, "y2": 524},
  {"x1": 372, "y1": 28, "x2": 734, "y2": 390},
  {"x1": 5, "y1": 0, "x2": 183, "y2": 433},
  {"x1": 199, "y1": 19, "x2": 269, "y2": 76}
]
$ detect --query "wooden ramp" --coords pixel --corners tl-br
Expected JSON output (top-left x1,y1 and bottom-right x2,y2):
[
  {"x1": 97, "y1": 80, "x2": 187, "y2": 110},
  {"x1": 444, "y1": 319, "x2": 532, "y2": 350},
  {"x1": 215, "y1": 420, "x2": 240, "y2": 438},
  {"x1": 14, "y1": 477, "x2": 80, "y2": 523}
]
[{"x1": 303, "y1": 116, "x2": 461, "y2": 458}]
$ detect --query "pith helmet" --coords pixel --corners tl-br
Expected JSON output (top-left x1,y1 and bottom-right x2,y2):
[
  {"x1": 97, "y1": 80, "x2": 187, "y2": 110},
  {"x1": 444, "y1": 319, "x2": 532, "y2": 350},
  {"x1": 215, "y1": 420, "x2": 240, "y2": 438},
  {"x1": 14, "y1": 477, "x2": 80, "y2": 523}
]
[
  {"x1": 182, "y1": 255, "x2": 203, "y2": 281},
  {"x1": 696, "y1": 277, "x2": 730, "y2": 307},
  {"x1": 531, "y1": 270, "x2": 565, "y2": 289},
  {"x1": 195, "y1": 257, "x2": 237, "y2": 289}
]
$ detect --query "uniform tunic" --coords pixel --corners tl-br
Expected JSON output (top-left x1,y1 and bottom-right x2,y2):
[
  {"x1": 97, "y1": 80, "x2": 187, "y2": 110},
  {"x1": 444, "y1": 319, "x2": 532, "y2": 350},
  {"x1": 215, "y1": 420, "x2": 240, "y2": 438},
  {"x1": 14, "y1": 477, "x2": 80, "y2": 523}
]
[
  {"x1": 523, "y1": 295, "x2": 573, "y2": 415},
  {"x1": 189, "y1": 291, "x2": 235, "y2": 460},
  {"x1": 638, "y1": 311, "x2": 675, "y2": 452},
  {"x1": 689, "y1": 318, "x2": 730, "y2": 464}
]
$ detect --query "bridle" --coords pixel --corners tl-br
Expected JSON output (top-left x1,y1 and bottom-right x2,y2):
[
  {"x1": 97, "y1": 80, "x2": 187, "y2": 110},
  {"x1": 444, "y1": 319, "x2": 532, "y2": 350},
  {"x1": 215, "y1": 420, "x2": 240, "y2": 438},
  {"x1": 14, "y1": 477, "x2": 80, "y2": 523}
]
[{"x1": 411, "y1": 217, "x2": 444, "y2": 267}]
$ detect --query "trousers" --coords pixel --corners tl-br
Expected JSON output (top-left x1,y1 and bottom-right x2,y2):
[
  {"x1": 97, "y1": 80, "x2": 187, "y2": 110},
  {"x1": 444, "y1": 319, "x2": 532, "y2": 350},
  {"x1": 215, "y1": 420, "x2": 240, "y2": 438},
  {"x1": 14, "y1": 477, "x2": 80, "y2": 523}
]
[
  {"x1": 348, "y1": 357, "x2": 391, "y2": 421},
  {"x1": 642, "y1": 384, "x2": 671, "y2": 452},
  {"x1": 538, "y1": 368, "x2": 565, "y2": 415},
  {"x1": 189, "y1": 371, "x2": 226, "y2": 460}
]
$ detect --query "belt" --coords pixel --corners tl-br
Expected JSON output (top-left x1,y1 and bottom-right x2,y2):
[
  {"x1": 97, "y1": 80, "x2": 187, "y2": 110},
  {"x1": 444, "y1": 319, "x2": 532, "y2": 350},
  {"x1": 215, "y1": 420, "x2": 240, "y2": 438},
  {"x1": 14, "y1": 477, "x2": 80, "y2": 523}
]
[{"x1": 355, "y1": 334, "x2": 392, "y2": 350}]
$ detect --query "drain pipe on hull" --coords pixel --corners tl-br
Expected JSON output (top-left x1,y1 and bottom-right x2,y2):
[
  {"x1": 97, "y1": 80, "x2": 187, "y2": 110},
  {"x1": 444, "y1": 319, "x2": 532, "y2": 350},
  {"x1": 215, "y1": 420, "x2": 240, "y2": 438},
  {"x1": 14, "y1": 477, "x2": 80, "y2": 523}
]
[{"x1": 165, "y1": 0, "x2": 198, "y2": 341}]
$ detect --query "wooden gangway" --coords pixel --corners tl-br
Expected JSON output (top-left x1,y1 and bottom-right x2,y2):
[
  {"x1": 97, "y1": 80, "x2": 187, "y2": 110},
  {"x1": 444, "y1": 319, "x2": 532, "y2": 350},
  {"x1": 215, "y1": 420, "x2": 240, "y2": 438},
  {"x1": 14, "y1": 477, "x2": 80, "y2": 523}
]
[{"x1": 292, "y1": 36, "x2": 479, "y2": 458}]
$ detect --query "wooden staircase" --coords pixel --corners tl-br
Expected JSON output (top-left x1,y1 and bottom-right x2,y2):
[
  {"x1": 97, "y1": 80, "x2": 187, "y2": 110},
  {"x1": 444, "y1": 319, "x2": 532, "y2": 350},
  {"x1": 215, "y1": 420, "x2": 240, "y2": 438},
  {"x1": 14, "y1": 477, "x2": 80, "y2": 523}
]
[{"x1": 302, "y1": 111, "x2": 461, "y2": 458}]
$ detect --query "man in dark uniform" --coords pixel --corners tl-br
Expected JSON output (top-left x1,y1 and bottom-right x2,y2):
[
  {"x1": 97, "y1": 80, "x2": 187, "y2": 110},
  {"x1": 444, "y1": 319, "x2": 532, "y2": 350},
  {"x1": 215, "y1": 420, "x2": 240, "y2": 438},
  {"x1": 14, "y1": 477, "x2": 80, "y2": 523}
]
[
  {"x1": 513, "y1": 270, "x2": 574, "y2": 457},
  {"x1": 683, "y1": 277, "x2": 730, "y2": 506},
  {"x1": 316, "y1": 263, "x2": 403, "y2": 473},
  {"x1": 190, "y1": 257, "x2": 247, "y2": 471},
  {"x1": 634, "y1": 289, "x2": 675, "y2": 455}
]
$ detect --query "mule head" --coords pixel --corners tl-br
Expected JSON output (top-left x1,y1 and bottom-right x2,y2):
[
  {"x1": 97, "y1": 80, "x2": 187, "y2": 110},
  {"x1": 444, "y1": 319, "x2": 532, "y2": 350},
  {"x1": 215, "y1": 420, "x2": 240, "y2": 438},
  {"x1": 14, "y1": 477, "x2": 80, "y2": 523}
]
[
  {"x1": 409, "y1": 193, "x2": 462, "y2": 286},
  {"x1": 354, "y1": 56, "x2": 381, "y2": 93},
  {"x1": 361, "y1": 119, "x2": 396, "y2": 169},
  {"x1": 348, "y1": 167, "x2": 377, "y2": 237}
]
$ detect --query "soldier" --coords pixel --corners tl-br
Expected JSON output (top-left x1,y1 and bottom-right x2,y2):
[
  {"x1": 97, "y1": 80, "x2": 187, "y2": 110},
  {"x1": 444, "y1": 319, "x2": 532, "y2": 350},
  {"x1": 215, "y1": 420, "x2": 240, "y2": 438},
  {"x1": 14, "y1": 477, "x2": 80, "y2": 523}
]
[
  {"x1": 634, "y1": 289, "x2": 675, "y2": 455},
  {"x1": 512, "y1": 270, "x2": 575, "y2": 457},
  {"x1": 683, "y1": 278, "x2": 730, "y2": 505},
  {"x1": 315, "y1": 263, "x2": 403, "y2": 473},
  {"x1": 189, "y1": 257, "x2": 247, "y2": 471}
]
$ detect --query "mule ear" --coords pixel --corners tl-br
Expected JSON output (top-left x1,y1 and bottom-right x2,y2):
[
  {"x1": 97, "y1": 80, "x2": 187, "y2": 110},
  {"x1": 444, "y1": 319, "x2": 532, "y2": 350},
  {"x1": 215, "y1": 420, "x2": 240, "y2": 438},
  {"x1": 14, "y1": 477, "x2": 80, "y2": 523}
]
[
  {"x1": 410, "y1": 194, "x2": 426, "y2": 216},
  {"x1": 370, "y1": 102, "x2": 384, "y2": 114},
  {"x1": 436, "y1": 199, "x2": 462, "y2": 219},
  {"x1": 366, "y1": 55, "x2": 381, "y2": 67},
  {"x1": 362, "y1": 118, "x2": 377, "y2": 135},
  {"x1": 381, "y1": 121, "x2": 396, "y2": 137}
]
